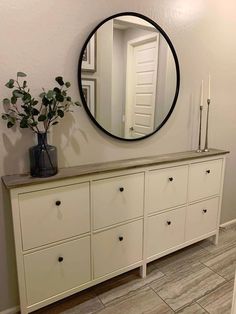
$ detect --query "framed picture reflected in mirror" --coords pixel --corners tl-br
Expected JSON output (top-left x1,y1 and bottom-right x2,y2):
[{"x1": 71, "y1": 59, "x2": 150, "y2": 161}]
[
  {"x1": 82, "y1": 78, "x2": 96, "y2": 116},
  {"x1": 82, "y1": 34, "x2": 96, "y2": 72}
]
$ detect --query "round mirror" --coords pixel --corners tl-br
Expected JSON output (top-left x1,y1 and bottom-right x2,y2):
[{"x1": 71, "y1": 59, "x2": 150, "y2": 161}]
[{"x1": 78, "y1": 12, "x2": 180, "y2": 141}]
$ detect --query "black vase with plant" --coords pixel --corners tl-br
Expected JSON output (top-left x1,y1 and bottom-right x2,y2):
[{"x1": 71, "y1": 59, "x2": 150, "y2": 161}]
[{"x1": 1, "y1": 72, "x2": 80, "y2": 177}]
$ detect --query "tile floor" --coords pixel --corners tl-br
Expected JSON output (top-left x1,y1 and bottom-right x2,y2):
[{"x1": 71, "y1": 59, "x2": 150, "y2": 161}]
[{"x1": 34, "y1": 224, "x2": 236, "y2": 314}]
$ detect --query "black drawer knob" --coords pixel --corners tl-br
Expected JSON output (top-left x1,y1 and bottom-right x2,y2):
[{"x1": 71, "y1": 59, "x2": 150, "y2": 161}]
[
  {"x1": 206, "y1": 170, "x2": 211, "y2": 174},
  {"x1": 119, "y1": 187, "x2": 124, "y2": 192},
  {"x1": 58, "y1": 256, "x2": 64, "y2": 262},
  {"x1": 118, "y1": 236, "x2": 124, "y2": 241},
  {"x1": 203, "y1": 209, "x2": 207, "y2": 213},
  {"x1": 169, "y1": 177, "x2": 174, "y2": 182},
  {"x1": 167, "y1": 221, "x2": 172, "y2": 225},
  {"x1": 55, "y1": 200, "x2": 61, "y2": 206}
]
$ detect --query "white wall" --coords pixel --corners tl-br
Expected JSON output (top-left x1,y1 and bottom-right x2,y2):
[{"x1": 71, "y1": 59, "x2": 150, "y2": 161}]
[
  {"x1": 112, "y1": 28, "x2": 125, "y2": 137},
  {"x1": 0, "y1": 0, "x2": 236, "y2": 311}
]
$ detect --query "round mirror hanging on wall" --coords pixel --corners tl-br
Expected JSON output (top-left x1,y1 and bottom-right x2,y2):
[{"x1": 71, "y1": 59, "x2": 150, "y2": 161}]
[{"x1": 78, "y1": 12, "x2": 180, "y2": 141}]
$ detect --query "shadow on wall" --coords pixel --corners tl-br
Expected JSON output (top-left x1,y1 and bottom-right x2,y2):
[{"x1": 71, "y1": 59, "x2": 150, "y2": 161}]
[
  {"x1": 51, "y1": 112, "x2": 88, "y2": 168},
  {"x1": 2, "y1": 128, "x2": 34, "y2": 175}
]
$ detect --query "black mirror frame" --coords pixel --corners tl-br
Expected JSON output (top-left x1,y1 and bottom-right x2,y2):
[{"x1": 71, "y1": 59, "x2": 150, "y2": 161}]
[{"x1": 78, "y1": 12, "x2": 180, "y2": 141}]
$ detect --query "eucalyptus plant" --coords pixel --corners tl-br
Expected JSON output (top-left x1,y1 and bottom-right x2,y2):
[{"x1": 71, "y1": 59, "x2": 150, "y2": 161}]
[{"x1": 1, "y1": 72, "x2": 80, "y2": 133}]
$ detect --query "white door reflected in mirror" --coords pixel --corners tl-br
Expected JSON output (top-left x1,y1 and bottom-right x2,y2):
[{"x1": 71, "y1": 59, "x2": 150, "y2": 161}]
[
  {"x1": 125, "y1": 33, "x2": 159, "y2": 138},
  {"x1": 79, "y1": 13, "x2": 179, "y2": 140}
]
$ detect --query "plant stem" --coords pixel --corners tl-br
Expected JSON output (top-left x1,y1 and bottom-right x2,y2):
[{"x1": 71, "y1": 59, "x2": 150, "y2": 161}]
[{"x1": 39, "y1": 133, "x2": 55, "y2": 171}]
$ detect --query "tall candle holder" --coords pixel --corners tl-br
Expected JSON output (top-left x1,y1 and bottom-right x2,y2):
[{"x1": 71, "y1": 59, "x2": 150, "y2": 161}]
[
  {"x1": 196, "y1": 105, "x2": 203, "y2": 152},
  {"x1": 204, "y1": 98, "x2": 211, "y2": 152}
]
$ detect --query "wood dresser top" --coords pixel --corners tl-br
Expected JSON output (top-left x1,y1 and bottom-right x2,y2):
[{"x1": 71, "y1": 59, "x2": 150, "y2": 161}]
[{"x1": 1, "y1": 148, "x2": 229, "y2": 189}]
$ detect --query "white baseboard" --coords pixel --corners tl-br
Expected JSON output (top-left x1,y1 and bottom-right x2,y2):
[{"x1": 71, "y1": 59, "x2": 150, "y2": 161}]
[
  {"x1": 220, "y1": 218, "x2": 236, "y2": 228},
  {"x1": 0, "y1": 306, "x2": 20, "y2": 314}
]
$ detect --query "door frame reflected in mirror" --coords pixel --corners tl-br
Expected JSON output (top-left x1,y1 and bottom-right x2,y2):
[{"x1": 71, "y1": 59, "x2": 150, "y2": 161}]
[{"x1": 78, "y1": 12, "x2": 180, "y2": 141}]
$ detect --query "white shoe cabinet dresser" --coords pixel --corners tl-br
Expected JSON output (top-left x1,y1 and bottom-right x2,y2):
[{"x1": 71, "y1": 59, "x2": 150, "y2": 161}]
[{"x1": 2, "y1": 149, "x2": 229, "y2": 313}]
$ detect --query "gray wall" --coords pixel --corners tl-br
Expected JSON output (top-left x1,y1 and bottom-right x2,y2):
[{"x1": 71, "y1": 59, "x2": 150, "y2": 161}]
[{"x1": 0, "y1": 0, "x2": 236, "y2": 311}]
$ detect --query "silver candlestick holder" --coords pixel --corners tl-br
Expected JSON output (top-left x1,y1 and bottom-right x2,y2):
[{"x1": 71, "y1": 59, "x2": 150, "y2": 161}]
[
  {"x1": 204, "y1": 98, "x2": 211, "y2": 152},
  {"x1": 196, "y1": 105, "x2": 203, "y2": 152}
]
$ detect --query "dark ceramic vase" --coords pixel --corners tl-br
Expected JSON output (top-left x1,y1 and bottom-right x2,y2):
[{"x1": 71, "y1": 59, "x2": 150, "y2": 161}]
[{"x1": 29, "y1": 132, "x2": 58, "y2": 177}]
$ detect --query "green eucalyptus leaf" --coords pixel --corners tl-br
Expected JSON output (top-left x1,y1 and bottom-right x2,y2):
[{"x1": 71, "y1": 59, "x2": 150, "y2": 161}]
[
  {"x1": 55, "y1": 76, "x2": 64, "y2": 86},
  {"x1": 46, "y1": 90, "x2": 55, "y2": 100},
  {"x1": 5, "y1": 79, "x2": 14, "y2": 89},
  {"x1": 21, "y1": 105, "x2": 31, "y2": 114},
  {"x1": 38, "y1": 114, "x2": 47, "y2": 121},
  {"x1": 42, "y1": 96, "x2": 50, "y2": 106},
  {"x1": 23, "y1": 80, "x2": 27, "y2": 88},
  {"x1": 32, "y1": 108, "x2": 39, "y2": 116},
  {"x1": 11, "y1": 96, "x2": 17, "y2": 104},
  {"x1": 57, "y1": 109, "x2": 64, "y2": 118},
  {"x1": 74, "y1": 101, "x2": 81, "y2": 106},
  {"x1": 30, "y1": 121, "x2": 38, "y2": 127},
  {"x1": 7, "y1": 121, "x2": 15, "y2": 128},
  {"x1": 32, "y1": 100, "x2": 38, "y2": 106},
  {"x1": 13, "y1": 90, "x2": 24, "y2": 98},
  {"x1": 22, "y1": 93, "x2": 31, "y2": 103},
  {"x1": 66, "y1": 96, "x2": 71, "y2": 102},
  {"x1": 62, "y1": 91, "x2": 67, "y2": 96},
  {"x1": 56, "y1": 94, "x2": 64, "y2": 102},
  {"x1": 53, "y1": 87, "x2": 61, "y2": 94},
  {"x1": 3, "y1": 98, "x2": 10, "y2": 105},
  {"x1": 52, "y1": 121, "x2": 59, "y2": 125},
  {"x1": 9, "y1": 116, "x2": 16, "y2": 122},
  {"x1": 65, "y1": 82, "x2": 71, "y2": 88},
  {"x1": 2, "y1": 114, "x2": 9, "y2": 120},
  {"x1": 20, "y1": 118, "x2": 29, "y2": 128},
  {"x1": 17, "y1": 72, "x2": 27, "y2": 77},
  {"x1": 47, "y1": 111, "x2": 55, "y2": 119}
]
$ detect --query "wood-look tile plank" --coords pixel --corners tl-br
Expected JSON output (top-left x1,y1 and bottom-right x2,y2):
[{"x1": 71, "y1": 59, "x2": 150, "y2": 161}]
[
  {"x1": 95, "y1": 287, "x2": 173, "y2": 314},
  {"x1": 150, "y1": 262, "x2": 226, "y2": 311},
  {"x1": 33, "y1": 290, "x2": 104, "y2": 314},
  {"x1": 197, "y1": 280, "x2": 234, "y2": 314},
  {"x1": 93, "y1": 266, "x2": 164, "y2": 306},
  {"x1": 151, "y1": 244, "x2": 211, "y2": 276},
  {"x1": 201, "y1": 246, "x2": 236, "y2": 281},
  {"x1": 61, "y1": 296, "x2": 104, "y2": 314},
  {"x1": 200, "y1": 225, "x2": 236, "y2": 254},
  {"x1": 176, "y1": 302, "x2": 207, "y2": 313}
]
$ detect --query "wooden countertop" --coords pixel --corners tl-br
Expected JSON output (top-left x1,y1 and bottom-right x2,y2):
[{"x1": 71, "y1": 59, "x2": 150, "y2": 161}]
[{"x1": 1, "y1": 148, "x2": 229, "y2": 189}]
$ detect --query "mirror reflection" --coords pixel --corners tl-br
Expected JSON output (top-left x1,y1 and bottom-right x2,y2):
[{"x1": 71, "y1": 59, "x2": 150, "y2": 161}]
[{"x1": 79, "y1": 15, "x2": 179, "y2": 140}]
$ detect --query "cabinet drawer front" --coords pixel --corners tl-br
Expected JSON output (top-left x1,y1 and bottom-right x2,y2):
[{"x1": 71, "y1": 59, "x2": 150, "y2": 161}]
[
  {"x1": 147, "y1": 207, "x2": 186, "y2": 258},
  {"x1": 189, "y1": 159, "x2": 222, "y2": 202},
  {"x1": 19, "y1": 183, "x2": 90, "y2": 250},
  {"x1": 93, "y1": 220, "x2": 143, "y2": 279},
  {"x1": 147, "y1": 166, "x2": 188, "y2": 213},
  {"x1": 92, "y1": 173, "x2": 144, "y2": 229},
  {"x1": 24, "y1": 237, "x2": 91, "y2": 305},
  {"x1": 186, "y1": 198, "x2": 219, "y2": 241}
]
